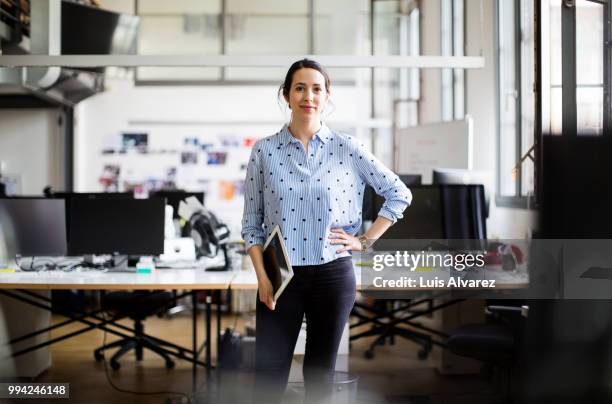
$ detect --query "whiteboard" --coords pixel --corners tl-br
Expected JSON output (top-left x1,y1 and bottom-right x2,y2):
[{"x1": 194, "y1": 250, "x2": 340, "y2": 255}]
[{"x1": 394, "y1": 117, "x2": 473, "y2": 183}]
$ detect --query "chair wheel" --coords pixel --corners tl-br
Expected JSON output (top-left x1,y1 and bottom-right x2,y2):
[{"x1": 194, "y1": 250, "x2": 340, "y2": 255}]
[
  {"x1": 165, "y1": 359, "x2": 175, "y2": 369},
  {"x1": 110, "y1": 360, "x2": 121, "y2": 371},
  {"x1": 364, "y1": 349, "x2": 375, "y2": 359},
  {"x1": 94, "y1": 351, "x2": 104, "y2": 362}
]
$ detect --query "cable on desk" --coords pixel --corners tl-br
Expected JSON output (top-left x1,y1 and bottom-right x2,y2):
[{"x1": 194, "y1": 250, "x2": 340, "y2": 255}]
[
  {"x1": 14, "y1": 256, "x2": 86, "y2": 272},
  {"x1": 15, "y1": 256, "x2": 38, "y2": 271},
  {"x1": 99, "y1": 310, "x2": 193, "y2": 403}
]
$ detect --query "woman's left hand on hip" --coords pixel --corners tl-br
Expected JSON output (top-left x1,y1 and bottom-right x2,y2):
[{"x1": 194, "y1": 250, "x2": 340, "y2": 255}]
[{"x1": 328, "y1": 228, "x2": 361, "y2": 253}]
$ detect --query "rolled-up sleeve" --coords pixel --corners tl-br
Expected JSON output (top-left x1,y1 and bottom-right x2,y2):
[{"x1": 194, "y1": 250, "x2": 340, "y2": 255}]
[
  {"x1": 241, "y1": 142, "x2": 266, "y2": 249},
  {"x1": 353, "y1": 142, "x2": 412, "y2": 224}
]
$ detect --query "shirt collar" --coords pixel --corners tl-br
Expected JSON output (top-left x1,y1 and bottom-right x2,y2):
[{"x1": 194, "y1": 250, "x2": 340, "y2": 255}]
[{"x1": 279, "y1": 123, "x2": 332, "y2": 148}]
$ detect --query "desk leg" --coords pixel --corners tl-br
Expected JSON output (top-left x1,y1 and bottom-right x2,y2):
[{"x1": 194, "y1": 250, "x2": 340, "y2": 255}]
[
  {"x1": 192, "y1": 290, "x2": 197, "y2": 390},
  {"x1": 205, "y1": 292, "x2": 212, "y2": 372},
  {"x1": 216, "y1": 290, "x2": 221, "y2": 365}
]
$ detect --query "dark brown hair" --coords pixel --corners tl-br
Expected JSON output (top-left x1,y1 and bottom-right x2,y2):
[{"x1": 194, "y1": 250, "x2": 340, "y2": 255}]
[{"x1": 278, "y1": 59, "x2": 331, "y2": 101}]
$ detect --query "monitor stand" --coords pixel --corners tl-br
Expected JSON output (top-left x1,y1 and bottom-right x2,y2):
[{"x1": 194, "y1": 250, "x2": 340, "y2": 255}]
[{"x1": 109, "y1": 255, "x2": 129, "y2": 271}]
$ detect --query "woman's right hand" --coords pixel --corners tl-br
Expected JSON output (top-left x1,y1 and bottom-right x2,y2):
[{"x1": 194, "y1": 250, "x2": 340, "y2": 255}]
[{"x1": 258, "y1": 276, "x2": 276, "y2": 311}]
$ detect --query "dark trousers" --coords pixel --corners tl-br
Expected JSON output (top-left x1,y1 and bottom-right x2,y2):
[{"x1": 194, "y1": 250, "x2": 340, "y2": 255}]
[{"x1": 254, "y1": 256, "x2": 356, "y2": 404}]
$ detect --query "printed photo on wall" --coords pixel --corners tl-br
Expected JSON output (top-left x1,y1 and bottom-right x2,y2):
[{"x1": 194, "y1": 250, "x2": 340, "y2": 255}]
[
  {"x1": 0, "y1": 174, "x2": 21, "y2": 196},
  {"x1": 181, "y1": 151, "x2": 199, "y2": 165},
  {"x1": 99, "y1": 164, "x2": 121, "y2": 192},
  {"x1": 243, "y1": 137, "x2": 257, "y2": 147},
  {"x1": 234, "y1": 179, "x2": 245, "y2": 196},
  {"x1": 166, "y1": 167, "x2": 177, "y2": 180},
  {"x1": 219, "y1": 180, "x2": 236, "y2": 200},
  {"x1": 220, "y1": 135, "x2": 240, "y2": 147},
  {"x1": 183, "y1": 137, "x2": 200, "y2": 148},
  {"x1": 207, "y1": 152, "x2": 227, "y2": 165},
  {"x1": 143, "y1": 177, "x2": 177, "y2": 194},
  {"x1": 122, "y1": 133, "x2": 149, "y2": 153}
]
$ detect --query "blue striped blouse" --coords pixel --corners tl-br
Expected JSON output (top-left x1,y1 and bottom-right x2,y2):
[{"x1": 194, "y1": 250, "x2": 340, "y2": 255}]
[{"x1": 241, "y1": 123, "x2": 411, "y2": 266}]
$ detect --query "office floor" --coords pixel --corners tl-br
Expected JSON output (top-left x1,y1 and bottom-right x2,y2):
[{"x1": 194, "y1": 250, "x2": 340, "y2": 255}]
[{"x1": 18, "y1": 309, "x2": 500, "y2": 404}]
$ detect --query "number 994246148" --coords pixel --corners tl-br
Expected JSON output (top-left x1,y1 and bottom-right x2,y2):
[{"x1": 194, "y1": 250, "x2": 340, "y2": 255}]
[{"x1": 1, "y1": 383, "x2": 69, "y2": 398}]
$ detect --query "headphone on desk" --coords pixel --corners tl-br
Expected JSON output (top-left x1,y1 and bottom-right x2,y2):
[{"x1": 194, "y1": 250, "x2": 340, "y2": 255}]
[{"x1": 182, "y1": 209, "x2": 230, "y2": 258}]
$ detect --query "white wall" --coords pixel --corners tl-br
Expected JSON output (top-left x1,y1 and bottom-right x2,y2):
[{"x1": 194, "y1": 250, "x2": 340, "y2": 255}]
[
  {"x1": 0, "y1": 109, "x2": 64, "y2": 195},
  {"x1": 98, "y1": 0, "x2": 135, "y2": 14}
]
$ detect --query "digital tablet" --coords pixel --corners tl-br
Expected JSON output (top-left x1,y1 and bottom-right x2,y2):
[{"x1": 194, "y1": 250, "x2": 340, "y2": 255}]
[{"x1": 262, "y1": 225, "x2": 294, "y2": 301}]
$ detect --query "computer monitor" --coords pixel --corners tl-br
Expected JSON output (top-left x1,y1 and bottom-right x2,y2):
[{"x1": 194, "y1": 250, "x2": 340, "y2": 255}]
[
  {"x1": 51, "y1": 192, "x2": 133, "y2": 200},
  {"x1": 432, "y1": 168, "x2": 492, "y2": 217},
  {"x1": 362, "y1": 174, "x2": 422, "y2": 222},
  {"x1": 50, "y1": 192, "x2": 134, "y2": 243},
  {"x1": 374, "y1": 185, "x2": 444, "y2": 239},
  {"x1": 398, "y1": 174, "x2": 423, "y2": 186},
  {"x1": 0, "y1": 198, "x2": 67, "y2": 256},
  {"x1": 374, "y1": 184, "x2": 487, "y2": 241},
  {"x1": 439, "y1": 184, "x2": 487, "y2": 240},
  {"x1": 67, "y1": 198, "x2": 165, "y2": 256},
  {"x1": 151, "y1": 190, "x2": 205, "y2": 219}
]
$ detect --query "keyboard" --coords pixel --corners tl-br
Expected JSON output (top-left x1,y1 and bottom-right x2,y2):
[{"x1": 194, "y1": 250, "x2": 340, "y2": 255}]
[{"x1": 155, "y1": 260, "x2": 205, "y2": 269}]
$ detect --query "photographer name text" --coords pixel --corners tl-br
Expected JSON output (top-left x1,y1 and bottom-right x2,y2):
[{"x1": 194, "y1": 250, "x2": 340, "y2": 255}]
[{"x1": 372, "y1": 276, "x2": 495, "y2": 288}]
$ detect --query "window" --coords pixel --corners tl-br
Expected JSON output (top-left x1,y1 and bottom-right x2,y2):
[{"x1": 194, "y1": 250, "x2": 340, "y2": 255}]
[
  {"x1": 441, "y1": 0, "x2": 465, "y2": 121},
  {"x1": 224, "y1": 0, "x2": 309, "y2": 81},
  {"x1": 372, "y1": 0, "x2": 420, "y2": 166},
  {"x1": 134, "y1": 0, "x2": 374, "y2": 84},
  {"x1": 542, "y1": 0, "x2": 610, "y2": 135},
  {"x1": 495, "y1": 0, "x2": 611, "y2": 208},
  {"x1": 497, "y1": 0, "x2": 612, "y2": 207},
  {"x1": 574, "y1": 0, "x2": 608, "y2": 135},
  {"x1": 136, "y1": 0, "x2": 223, "y2": 81},
  {"x1": 496, "y1": 0, "x2": 535, "y2": 206}
]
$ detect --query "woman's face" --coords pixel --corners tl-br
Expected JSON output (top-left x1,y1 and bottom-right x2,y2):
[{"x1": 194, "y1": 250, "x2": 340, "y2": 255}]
[{"x1": 285, "y1": 68, "x2": 329, "y2": 122}]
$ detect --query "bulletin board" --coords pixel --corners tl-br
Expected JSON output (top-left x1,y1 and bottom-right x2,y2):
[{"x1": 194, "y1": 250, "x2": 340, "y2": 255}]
[{"x1": 394, "y1": 116, "x2": 473, "y2": 183}]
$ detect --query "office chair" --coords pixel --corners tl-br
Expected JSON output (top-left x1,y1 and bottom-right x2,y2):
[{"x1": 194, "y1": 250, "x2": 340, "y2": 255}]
[
  {"x1": 94, "y1": 291, "x2": 175, "y2": 370},
  {"x1": 352, "y1": 185, "x2": 487, "y2": 360},
  {"x1": 446, "y1": 302, "x2": 527, "y2": 398},
  {"x1": 350, "y1": 294, "x2": 435, "y2": 359}
]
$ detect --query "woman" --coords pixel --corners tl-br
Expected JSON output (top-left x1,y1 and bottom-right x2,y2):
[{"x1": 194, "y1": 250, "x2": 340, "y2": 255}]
[{"x1": 241, "y1": 59, "x2": 412, "y2": 403}]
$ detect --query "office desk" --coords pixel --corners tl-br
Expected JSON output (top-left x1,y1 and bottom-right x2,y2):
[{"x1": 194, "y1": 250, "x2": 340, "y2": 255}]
[
  {"x1": 0, "y1": 268, "x2": 235, "y2": 388},
  {"x1": 0, "y1": 269, "x2": 234, "y2": 290}
]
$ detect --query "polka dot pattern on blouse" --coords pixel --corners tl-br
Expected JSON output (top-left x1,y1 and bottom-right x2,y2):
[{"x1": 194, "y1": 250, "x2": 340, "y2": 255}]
[{"x1": 241, "y1": 123, "x2": 411, "y2": 266}]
